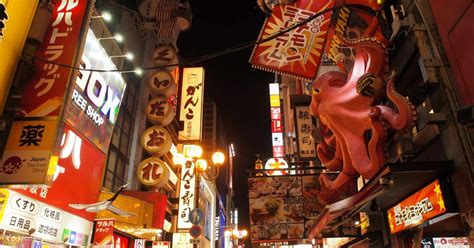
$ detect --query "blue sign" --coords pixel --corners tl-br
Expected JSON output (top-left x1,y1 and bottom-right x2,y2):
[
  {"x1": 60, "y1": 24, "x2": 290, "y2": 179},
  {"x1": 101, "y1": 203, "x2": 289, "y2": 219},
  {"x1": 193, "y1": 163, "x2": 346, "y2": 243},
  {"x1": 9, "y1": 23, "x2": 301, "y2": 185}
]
[{"x1": 189, "y1": 208, "x2": 204, "y2": 225}]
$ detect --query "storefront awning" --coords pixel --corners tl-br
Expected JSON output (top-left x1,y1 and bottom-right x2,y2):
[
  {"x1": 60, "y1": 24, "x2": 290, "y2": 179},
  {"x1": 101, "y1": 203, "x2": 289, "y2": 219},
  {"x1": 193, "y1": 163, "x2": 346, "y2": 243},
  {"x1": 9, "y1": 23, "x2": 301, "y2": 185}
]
[{"x1": 307, "y1": 160, "x2": 454, "y2": 239}]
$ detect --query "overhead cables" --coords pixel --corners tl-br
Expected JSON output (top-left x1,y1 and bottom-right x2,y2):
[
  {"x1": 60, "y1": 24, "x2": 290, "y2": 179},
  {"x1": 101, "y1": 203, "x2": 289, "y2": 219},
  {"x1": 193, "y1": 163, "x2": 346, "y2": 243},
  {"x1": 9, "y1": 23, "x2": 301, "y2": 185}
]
[{"x1": 24, "y1": 4, "x2": 377, "y2": 73}]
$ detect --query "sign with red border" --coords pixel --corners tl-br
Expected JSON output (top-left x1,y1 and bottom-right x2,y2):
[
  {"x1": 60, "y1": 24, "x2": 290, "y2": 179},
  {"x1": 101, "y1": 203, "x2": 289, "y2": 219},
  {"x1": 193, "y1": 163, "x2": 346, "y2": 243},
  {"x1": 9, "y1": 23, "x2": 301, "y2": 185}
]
[{"x1": 387, "y1": 180, "x2": 447, "y2": 234}]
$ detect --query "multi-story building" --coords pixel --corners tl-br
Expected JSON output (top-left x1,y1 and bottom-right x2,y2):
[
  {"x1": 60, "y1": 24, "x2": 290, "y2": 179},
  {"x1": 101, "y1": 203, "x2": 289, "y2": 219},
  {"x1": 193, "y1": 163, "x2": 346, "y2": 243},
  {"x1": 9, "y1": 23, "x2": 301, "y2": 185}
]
[{"x1": 249, "y1": 0, "x2": 473, "y2": 247}]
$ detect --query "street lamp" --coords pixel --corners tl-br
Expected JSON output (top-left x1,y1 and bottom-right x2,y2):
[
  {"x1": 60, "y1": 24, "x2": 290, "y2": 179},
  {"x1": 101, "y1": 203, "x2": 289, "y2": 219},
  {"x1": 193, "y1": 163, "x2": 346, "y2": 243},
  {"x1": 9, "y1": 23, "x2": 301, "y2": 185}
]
[{"x1": 174, "y1": 145, "x2": 226, "y2": 247}]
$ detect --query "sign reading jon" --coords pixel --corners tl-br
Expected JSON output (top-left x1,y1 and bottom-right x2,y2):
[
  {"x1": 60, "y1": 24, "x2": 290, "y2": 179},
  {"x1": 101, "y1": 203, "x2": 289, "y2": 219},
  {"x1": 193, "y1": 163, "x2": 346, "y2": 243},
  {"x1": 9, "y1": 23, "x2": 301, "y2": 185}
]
[{"x1": 249, "y1": 0, "x2": 334, "y2": 80}]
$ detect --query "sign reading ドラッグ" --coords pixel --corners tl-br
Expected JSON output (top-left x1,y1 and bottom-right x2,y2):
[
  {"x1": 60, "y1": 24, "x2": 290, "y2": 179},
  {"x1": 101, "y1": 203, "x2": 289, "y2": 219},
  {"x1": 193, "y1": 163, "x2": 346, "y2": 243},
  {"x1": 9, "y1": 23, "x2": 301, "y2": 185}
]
[{"x1": 1, "y1": 0, "x2": 91, "y2": 186}]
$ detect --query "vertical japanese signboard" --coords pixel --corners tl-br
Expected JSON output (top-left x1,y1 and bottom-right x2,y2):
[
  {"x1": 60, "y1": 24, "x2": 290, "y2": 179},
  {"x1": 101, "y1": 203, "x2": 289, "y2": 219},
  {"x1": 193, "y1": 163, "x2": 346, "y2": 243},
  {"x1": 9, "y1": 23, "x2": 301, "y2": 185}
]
[
  {"x1": 177, "y1": 160, "x2": 196, "y2": 229},
  {"x1": 0, "y1": 0, "x2": 38, "y2": 113},
  {"x1": 294, "y1": 106, "x2": 316, "y2": 159},
  {"x1": 93, "y1": 219, "x2": 114, "y2": 246},
  {"x1": 387, "y1": 180, "x2": 447, "y2": 234},
  {"x1": 1, "y1": 0, "x2": 91, "y2": 185},
  {"x1": 178, "y1": 68, "x2": 205, "y2": 142},
  {"x1": 269, "y1": 83, "x2": 284, "y2": 158},
  {"x1": 18, "y1": 0, "x2": 90, "y2": 117},
  {"x1": 250, "y1": 0, "x2": 334, "y2": 80}
]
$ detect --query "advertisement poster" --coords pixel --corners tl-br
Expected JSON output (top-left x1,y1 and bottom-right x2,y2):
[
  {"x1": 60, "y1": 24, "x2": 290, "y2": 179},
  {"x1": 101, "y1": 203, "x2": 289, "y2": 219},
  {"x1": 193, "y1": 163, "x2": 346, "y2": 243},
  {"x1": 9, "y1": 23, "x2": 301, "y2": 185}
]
[
  {"x1": 249, "y1": 175, "x2": 357, "y2": 241},
  {"x1": 250, "y1": 0, "x2": 334, "y2": 80},
  {"x1": 0, "y1": 189, "x2": 91, "y2": 245},
  {"x1": 16, "y1": 124, "x2": 106, "y2": 221}
]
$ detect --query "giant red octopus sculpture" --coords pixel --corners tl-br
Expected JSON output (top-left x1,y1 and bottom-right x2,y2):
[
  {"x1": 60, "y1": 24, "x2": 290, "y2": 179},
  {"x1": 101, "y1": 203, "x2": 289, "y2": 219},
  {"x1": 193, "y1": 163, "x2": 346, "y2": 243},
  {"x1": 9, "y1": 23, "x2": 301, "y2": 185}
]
[{"x1": 309, "y1": 17, "x2": 416, "y2": 190}]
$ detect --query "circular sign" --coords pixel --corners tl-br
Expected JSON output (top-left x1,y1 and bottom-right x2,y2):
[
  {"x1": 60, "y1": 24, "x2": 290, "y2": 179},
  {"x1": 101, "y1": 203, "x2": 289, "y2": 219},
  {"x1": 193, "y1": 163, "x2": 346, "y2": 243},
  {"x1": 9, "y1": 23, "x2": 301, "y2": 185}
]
[
  {"x1": 264, "y1": 158, "x2": 289, "y2": 176},
  {"x1": 141, "y1": 126, "x2": 172, "y2": 156},
  {"x1": 189, "y1": 208, "x2": 204, "y2": 225},
  {"x1": 189, "y1": 225, "x2": 201, "y2": 239},
  {"x1": 148, "y1": 70, "x2": 177, "y2": 97},
  {"x1": 145, "y1": 96, "x2": 176, "y2": 126},
  {"x1": 136, "y1": 157, "x2": 170, "y2": 187},
  {"x1": 153, "y1": 44, "x2": 179, "y2": 71},
  {"x1": 202, "y1": 165, "x2": 219, "y2": 181}
]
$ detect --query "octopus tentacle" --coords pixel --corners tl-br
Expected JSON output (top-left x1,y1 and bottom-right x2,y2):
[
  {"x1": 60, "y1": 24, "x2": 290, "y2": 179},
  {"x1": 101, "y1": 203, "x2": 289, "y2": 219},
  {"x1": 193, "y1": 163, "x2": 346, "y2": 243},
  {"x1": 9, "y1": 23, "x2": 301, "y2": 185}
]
[{"x1": 373, "y1": 74, "x2": 416, "y2": 131}]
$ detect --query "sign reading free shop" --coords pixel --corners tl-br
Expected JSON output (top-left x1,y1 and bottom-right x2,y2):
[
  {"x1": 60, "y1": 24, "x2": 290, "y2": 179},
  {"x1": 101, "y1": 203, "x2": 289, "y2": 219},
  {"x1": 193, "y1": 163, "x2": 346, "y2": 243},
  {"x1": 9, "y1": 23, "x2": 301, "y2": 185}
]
[{"x1": 63, "y1": 29, "x2": 126, "y2": 152}]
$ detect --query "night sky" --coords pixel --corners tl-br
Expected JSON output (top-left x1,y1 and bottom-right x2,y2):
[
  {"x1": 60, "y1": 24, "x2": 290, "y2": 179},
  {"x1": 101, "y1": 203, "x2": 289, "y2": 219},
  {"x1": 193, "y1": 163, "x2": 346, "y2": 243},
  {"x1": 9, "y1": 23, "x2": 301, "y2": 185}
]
[
  {"x1": 177, "y1": 0, "x2": 274, "y2": 231},
  {"x1": 119, "y1": 0, "x2": 274, "y2": 234}
]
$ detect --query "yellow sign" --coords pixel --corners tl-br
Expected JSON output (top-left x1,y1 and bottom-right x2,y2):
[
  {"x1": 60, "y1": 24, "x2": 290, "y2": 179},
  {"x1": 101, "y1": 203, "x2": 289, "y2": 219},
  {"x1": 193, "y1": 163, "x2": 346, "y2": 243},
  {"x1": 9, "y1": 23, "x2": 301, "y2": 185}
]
[
  {"x1": 270, "y1": 95, "x2": 280, "y2": 107},
  {"x1": 0, "y1": 119, "x2": 58, "y2": 184},
  {"x1": 0, "y1": 189, "x2": 10, "y2": 223},
  {"x1": 96, "y1": 192, "x2": 153, "y2": 227},
  {"x1": 0, "y1": 0, "x2": 39, "y2": 113}
]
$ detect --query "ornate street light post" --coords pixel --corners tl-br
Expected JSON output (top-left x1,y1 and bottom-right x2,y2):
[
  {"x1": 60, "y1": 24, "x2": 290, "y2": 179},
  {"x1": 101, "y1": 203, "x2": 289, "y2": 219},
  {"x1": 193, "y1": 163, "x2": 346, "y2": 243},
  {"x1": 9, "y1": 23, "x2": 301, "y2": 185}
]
[{"x1": 176, "y1": 145, "x2": 226, "y2": 247}]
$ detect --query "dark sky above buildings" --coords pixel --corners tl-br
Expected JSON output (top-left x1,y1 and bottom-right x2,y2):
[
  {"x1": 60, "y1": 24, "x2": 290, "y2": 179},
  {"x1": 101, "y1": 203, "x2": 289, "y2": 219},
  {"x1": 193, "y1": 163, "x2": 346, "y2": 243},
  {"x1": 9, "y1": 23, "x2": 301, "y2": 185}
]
[
  {"x1": 177, "y1": 0, "x2": 275, "y2": 229},
  {"x1": 119, "y1": 0, "x2": 274, "y2": 231}
]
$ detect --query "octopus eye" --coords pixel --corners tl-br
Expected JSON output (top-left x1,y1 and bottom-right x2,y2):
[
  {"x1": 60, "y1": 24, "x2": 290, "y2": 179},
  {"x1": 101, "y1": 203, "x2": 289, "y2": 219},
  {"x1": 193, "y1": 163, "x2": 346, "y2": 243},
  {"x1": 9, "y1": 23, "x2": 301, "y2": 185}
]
[{"x1": 312, "y1": 88, "x2": 321, "y2": 95}]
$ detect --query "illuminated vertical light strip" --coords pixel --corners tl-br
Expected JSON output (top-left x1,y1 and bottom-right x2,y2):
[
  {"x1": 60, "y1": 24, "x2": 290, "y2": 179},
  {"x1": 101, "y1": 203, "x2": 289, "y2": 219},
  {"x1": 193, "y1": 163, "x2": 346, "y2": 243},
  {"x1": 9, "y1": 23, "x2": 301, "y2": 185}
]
[{"x1": 269, "y1": 83, "x2": 284, "y2": 158}]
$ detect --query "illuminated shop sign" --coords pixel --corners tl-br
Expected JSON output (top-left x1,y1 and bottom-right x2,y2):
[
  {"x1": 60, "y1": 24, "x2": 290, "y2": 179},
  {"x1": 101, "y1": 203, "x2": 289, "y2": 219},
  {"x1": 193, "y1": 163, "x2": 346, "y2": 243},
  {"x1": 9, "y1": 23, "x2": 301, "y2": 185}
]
[
  {"x1": 421, "y1": 237, "x2": 469, "y2": 248},
  {"x1": 269, "y1": 83, "x2": 284, "y2": 158},
  {"x1": 294, "y1": 105, "x2": 316, "y2": 159},
  {"x1": 16, "y1": 124, "x2": 106, "y2": 221},
  {"x1": 177, "y1": 157, "x2": 196, "y2": 229},
  {"x1": 0, "y1": 0, "x2": 90, "y2": 186},
  {"x1": 264, "y1": 157, "x2": 289, "y2": 176},
  {"x1": 0, "y1": 189, "x2": 92, "y2": 245},
  {"x1": 172, "y1": 233, "x2": 192, "y2": 248},
  {"x1": 64, "y1": 28, "x2": 126, "y2": 152},
  {"x1": 92, "y1": 219, "x2": 114, "y2": 246},
  {"x1": 250, "y1": 0, "x2": 333, "y2": 80},
  {"x1": 178, "y1": 67, "x2": 205, "y2": 142},
  {"x1": 387, "y1": 180, "x2": 447, "y2": 234}
]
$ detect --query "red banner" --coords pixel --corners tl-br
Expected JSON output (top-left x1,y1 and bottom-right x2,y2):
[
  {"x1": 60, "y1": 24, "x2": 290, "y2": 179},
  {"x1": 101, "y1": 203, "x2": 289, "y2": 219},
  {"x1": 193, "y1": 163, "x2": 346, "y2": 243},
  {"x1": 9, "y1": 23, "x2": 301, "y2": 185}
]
[
  {"x1": 93, "y1": 219, "x2": 114, "y2": 246},
  {"x1": 18, "y1": 0, "x2": 89, "y2": 117},
  {"x1": 15, "y1": 123, "x2": 106, "y2": 220},
  {"x1": 387, "y1": 180, "x2": 447, "y2": 234},
  {"x1": 250, "y1": 0, "x2": 334, "y2": 80}
]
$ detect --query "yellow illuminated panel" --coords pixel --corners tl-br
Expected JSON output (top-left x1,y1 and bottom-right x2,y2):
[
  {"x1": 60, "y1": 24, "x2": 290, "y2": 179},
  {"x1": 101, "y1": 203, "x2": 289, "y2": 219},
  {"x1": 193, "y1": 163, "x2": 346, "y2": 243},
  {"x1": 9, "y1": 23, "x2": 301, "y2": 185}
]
[
  {"x1": 0, "y1": 0, "x2": 39, "y2": 113},
  {"x1": 270, "y1": 95, "x2": 280, "y2": 107},
  {"x1": 96, "y1": 192, "x2": 153, "y2": 227},
  {"x1": 5, "y1": 120, "x2": 58, "y2": 151}
]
